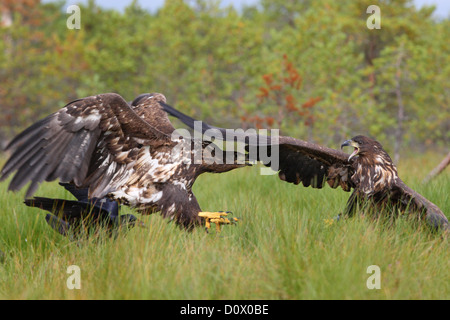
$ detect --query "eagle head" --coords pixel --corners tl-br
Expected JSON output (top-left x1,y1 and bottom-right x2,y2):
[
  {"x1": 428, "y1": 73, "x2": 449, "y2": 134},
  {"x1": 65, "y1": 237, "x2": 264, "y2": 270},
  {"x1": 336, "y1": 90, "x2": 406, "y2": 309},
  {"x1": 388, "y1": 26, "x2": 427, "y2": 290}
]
[
  {"x1": 341, "y1": 135, "x2": 390, "y2": 163},
  {"x1": 130, "y1": 92, "x2": 167, "y2": 107},
  {"x1": 341, "y1": 135, "x2": 398, "y2": 193}
]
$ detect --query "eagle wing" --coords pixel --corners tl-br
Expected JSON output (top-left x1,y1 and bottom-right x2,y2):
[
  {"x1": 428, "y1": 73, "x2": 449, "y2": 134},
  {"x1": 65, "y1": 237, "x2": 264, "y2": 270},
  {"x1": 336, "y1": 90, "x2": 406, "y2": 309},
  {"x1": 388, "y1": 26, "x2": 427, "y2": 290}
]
[
  {"x1": 160, "y1": 101, "x2": 354, "y2": 192},
  {"x1": 392, "y1": 178, "x2": 449, "y2": 230},
  {"x1": 249, "y1": 136, "x2": 354, "y2": 191},
  {"x1": 0, "y1": 93, "x2": 175, "y2": 199}
]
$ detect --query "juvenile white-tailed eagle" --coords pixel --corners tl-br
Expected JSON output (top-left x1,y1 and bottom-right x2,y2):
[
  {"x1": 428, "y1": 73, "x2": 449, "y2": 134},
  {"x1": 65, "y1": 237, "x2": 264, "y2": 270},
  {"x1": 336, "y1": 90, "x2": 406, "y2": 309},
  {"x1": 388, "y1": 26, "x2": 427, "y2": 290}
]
[
  {"x1": 160, "y1": 103, "x2": 449, "y2": 231},
  {"x1": 0, "y1": 93, "x2": 247, "y2": 230}
]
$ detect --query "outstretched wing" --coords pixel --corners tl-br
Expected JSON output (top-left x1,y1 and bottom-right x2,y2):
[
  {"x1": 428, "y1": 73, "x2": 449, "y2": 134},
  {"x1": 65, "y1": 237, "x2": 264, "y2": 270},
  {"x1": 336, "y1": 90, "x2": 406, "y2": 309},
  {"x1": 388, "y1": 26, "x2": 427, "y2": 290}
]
[
  {"x1": 392, "y1": 179, "x2": 449, "y2": 230},
  {"x1": 1, "y1": 93, "x2": 175, "y2": 198},
  {"x1": 252, "y1": 136, "x2": 354, "y2": 190},
  {"x1": 160, "y1": 102, "x2": 354, "y2": 191}
]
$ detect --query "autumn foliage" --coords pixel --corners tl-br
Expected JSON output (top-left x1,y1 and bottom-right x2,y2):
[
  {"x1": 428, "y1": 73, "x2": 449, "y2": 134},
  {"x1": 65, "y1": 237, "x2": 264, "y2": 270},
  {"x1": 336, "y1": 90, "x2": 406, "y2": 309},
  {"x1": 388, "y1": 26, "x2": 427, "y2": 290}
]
[
  {"x1": 0, "y1": 0, "x2": 448, "y2": 151},
  {"x1": 243, "y1": 54, "x2": 321, "y2": 130}
]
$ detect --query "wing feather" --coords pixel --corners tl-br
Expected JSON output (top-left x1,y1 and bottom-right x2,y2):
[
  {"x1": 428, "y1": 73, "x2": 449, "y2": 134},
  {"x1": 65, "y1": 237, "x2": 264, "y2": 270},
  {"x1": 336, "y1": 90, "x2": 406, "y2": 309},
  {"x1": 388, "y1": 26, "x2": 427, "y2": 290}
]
[
  {"x1": 1, "y1": 93, "x2": 175, "y2": 198},
  {"x1": 393, "y1": 179, "x2": 448, "y2": 230},
  {"x1": 266, "y1": 136, "x2": 353, "y2": 190}
]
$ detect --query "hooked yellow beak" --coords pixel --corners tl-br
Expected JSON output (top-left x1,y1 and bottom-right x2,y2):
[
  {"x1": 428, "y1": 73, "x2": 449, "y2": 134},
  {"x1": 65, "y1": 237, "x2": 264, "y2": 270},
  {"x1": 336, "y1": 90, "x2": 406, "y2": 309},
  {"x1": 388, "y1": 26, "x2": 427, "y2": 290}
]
[{"x1": 341, "y1": 140, "x2": 360, "y2": 161}]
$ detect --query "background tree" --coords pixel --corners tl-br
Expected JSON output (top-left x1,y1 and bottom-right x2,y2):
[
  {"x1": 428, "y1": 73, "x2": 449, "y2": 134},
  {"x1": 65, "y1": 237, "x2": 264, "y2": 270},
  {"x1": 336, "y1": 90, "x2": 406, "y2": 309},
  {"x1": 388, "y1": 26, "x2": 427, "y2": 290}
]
[{"x1": 0, "y1": 0, "x2": 448, "y2": 162}]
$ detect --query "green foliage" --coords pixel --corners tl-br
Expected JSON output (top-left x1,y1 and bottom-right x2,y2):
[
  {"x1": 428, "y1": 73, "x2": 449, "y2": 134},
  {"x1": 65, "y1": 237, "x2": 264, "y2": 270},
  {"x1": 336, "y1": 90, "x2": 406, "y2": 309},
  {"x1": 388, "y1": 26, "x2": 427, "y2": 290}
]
[{"x1": 0, "y1": 0, "x2": 448, "y2": 154}]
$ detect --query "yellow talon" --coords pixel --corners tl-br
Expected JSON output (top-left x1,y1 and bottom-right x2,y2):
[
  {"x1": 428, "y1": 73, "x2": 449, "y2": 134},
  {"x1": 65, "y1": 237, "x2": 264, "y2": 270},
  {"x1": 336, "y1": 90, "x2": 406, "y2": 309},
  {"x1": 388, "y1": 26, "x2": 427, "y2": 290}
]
[{"x1": 198, "y1": 212, "x2": 239, "y2": 232}]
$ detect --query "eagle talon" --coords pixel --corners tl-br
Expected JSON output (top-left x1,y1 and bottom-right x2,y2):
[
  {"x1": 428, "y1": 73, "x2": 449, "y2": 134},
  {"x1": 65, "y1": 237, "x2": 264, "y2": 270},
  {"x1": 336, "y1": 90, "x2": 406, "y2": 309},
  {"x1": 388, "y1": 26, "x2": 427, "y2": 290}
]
[{"x1": 198, "y1": 212, "x2": 239, "y2": 232}]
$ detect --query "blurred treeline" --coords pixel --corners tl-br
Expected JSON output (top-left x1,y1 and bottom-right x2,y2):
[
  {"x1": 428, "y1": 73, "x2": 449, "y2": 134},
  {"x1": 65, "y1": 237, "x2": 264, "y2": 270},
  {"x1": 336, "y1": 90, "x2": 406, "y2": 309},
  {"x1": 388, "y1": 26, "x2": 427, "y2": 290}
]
[{"x1": 0, "y1": 0, "x2": 448, "y2": 160}]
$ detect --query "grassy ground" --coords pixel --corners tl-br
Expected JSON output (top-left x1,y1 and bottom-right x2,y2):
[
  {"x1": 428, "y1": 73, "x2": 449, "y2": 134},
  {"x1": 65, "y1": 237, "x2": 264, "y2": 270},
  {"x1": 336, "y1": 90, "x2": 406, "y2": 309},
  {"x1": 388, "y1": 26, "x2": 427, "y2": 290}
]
[{"x1": 0, "y1": 154, "x2": 448, "y2": 299}]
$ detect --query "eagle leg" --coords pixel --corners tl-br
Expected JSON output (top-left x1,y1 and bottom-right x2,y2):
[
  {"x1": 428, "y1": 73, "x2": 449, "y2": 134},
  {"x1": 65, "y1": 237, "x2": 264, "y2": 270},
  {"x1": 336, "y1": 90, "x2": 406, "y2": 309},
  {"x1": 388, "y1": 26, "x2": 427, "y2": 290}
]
[{"x1": 198, "y1": 211, "x2": 239, "y2": 233}]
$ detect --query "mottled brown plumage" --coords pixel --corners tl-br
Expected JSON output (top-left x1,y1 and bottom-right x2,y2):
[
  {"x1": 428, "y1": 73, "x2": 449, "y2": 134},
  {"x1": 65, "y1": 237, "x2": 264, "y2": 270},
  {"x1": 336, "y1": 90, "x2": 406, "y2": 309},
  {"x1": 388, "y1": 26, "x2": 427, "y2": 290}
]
[
  {"x1": 162, "y1": 105, "x2": 449, "y2": 231},
  {"x1": 0, "y1": 93, "x2": 247, "y2": 229}
]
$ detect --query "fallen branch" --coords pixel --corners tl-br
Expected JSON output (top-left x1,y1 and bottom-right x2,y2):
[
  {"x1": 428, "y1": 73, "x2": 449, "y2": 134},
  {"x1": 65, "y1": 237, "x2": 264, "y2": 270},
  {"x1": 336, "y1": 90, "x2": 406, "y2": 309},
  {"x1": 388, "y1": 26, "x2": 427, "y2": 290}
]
[{"x1": 423, "y1": 152, "x2": 450, "y2": 183}]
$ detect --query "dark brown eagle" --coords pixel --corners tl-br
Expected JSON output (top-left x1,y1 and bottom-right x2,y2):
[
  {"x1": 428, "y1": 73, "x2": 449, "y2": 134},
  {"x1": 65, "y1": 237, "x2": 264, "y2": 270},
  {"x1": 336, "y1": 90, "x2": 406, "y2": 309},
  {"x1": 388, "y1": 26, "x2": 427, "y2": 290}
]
[
  {"x1": 160, "y1": 103, "x2": 449, "y2": 232},
  {"x1": 0, "y1": 93, "x2": 247, "y2": 230}
]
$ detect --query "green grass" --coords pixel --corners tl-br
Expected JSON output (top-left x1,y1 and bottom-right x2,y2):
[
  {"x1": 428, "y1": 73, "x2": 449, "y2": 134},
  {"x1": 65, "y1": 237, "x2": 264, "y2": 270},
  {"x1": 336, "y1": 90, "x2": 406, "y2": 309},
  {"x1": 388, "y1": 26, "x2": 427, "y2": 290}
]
[{"x1": 0, "y1": 154, "x2": 448, "y2": 299}]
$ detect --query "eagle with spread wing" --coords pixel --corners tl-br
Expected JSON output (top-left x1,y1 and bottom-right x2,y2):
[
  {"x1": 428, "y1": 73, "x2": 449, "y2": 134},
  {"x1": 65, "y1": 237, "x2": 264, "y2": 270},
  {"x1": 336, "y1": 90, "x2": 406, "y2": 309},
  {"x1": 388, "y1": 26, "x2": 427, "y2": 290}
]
[
  {"x1": 160, "y1": 103, "x2": 449, "y2": 232},
  {"x1": 0, "y1": 93, "x2": 247, "y2": 230}
]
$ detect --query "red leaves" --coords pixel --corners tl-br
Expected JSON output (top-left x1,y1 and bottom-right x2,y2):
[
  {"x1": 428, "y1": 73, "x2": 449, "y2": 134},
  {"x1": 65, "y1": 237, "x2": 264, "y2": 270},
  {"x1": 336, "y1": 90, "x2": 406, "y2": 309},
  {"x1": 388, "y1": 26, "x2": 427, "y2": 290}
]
[
  {"x1": 262, "y1": 74, "x2": 273, "y2": 86},
  {"x1": 265, "y1": 116, "x2": 275, "y2": 126},
  {"x1": 285, "y1": 94, "x2": 298, "y2": 112},
  {"x1": 257, "y1": 87, "x2": 269, "y2": 98},
  {"x1": 282, "y1": 54, "x2": 302, "y2": 90},
  {"x1": 241, "y1": 114, "x2": 275, "y2": 129},
  {"x1": 270, "y1": 84, "x2": 282, "y2": 91},
  {"x1": 301, "y1": 97, "x2": 321, "y2": 109},
  {"x1": 249, "y1": 54, "x2": 320, "y2": 129}
]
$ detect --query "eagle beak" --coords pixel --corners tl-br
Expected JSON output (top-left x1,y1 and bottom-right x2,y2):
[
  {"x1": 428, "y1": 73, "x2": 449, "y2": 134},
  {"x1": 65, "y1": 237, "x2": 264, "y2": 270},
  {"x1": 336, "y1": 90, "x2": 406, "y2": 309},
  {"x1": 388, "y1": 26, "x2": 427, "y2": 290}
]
[{"x1": 341, "y1": 140, "x2": 360, "y2": 161}]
